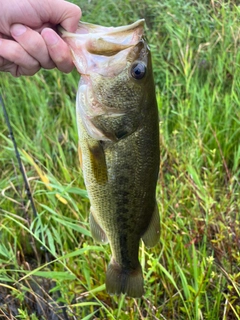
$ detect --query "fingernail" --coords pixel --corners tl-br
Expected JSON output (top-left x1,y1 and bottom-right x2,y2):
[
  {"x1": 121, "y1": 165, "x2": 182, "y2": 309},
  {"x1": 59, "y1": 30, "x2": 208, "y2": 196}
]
[
  {"x1": 44, "y1": 31, "x2": 59, "y2": 46},
  {"x1": 11, "y1": 24, "x2": 27, "y2": 36}
]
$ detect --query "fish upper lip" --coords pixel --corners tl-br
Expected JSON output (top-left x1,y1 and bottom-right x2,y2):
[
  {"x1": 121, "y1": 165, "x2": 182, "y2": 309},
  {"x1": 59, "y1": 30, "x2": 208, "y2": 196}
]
[{"x1": 58, "y1": 19, "x2": 145, "y2": 38}]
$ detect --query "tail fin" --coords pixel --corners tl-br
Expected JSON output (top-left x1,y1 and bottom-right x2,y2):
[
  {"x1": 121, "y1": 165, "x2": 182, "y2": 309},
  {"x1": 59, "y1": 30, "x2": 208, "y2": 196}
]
[{"x1": 106, "y1": 259, "x2": 144, "y2": 298}]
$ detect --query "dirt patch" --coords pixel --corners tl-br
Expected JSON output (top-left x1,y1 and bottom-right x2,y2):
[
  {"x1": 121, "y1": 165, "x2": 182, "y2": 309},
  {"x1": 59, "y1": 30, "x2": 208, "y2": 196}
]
[{"x1": 0, "y1": 278, "x2": 69, "y2": 320}]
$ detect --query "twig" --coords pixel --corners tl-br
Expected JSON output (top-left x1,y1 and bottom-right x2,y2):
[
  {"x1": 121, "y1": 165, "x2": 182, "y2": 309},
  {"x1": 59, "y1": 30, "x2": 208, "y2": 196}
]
[{"x1": 0, "y1": 94, "x2": 37, "y2": 218}]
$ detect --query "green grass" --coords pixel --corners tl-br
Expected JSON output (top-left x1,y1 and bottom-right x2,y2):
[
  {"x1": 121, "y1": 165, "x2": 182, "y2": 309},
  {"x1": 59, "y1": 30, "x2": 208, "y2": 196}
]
[{"x1": 0, "y1": 0, "x2": 239, "y2": 319}]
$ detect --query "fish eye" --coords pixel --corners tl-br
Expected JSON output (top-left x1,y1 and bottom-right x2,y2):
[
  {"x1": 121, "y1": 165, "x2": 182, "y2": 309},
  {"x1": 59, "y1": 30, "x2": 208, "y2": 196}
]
[{"x1": 130, "y1": 62, "x2": 146, "y2": 80}]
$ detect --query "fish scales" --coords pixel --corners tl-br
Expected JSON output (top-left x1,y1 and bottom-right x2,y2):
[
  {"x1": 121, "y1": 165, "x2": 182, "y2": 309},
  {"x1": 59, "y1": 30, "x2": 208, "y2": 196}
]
[{"x1": 60, "y1": 19, "x2": 160, "y2": 298}]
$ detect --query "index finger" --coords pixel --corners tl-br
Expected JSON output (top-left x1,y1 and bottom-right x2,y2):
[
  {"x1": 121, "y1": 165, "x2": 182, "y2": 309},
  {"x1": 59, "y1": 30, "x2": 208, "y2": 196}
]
[{"x1": 41, "y1": 28, "x2": 74, "y2": 73}]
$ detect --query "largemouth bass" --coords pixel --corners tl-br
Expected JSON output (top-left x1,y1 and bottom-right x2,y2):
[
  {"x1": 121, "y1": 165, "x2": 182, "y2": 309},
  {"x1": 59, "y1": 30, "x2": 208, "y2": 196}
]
[{"x1": 59, "y1": 19, "x2": 160, "y2": 298}]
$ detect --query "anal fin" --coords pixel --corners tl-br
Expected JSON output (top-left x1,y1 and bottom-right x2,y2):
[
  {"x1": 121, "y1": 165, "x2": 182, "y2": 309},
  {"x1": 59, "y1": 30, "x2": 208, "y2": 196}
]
[
  {"x1": 141, "y1": 203, "x2": 160, "y2": 247},
  {"x1": 89, "y1": 210, "x2": 108, "y2": 244}
]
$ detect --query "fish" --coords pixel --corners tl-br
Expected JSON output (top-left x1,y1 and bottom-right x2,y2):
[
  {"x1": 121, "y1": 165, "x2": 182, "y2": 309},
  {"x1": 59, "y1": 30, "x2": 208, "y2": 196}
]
[{"x1": 59, "y1": 19, "x2": 160, "y2": 298}]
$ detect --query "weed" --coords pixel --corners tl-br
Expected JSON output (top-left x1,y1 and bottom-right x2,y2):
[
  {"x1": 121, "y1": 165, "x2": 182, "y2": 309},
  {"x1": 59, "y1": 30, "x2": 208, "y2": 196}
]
[{"x1": 0, "y1": 0, "x2": 239, "y2": 319}]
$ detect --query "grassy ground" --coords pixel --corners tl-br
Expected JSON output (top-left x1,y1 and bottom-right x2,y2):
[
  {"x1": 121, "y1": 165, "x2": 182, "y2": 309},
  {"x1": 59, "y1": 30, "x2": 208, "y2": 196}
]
[{"x1": 0, "y1": 0, "x2": 239, "y2": 319}]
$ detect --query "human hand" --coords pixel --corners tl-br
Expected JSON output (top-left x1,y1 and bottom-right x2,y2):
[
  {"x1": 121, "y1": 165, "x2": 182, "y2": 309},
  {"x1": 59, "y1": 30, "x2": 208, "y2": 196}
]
[{"x1": 0, "y1": 0, "x2": 81, "y2": 76}]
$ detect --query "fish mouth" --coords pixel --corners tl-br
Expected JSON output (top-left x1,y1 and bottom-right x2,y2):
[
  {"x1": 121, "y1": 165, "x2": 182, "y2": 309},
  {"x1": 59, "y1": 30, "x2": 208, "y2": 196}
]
[
  {"x1": 58, "y1": 20, "x2": 145, "y2": 76},
  {"x1": 58, "y1": 19, "x2": 144, "y2": 52}
]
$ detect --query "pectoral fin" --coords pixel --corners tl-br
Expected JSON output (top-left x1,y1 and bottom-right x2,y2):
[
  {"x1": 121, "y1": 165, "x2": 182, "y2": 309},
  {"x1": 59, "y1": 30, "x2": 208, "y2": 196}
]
[
  {"x1": 87, "y1": 140, "x2": 108, "y2": 184},
  {"x1": 141, "y1": 203, "x2": 160, "y2": 247},
  {"x1": 89, "y1": 210, "x2": 108, "y2": 244}
]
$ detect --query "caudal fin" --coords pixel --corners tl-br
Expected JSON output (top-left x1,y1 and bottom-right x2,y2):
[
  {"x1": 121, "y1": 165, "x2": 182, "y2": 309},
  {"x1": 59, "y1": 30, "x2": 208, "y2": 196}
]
[{"x1": 106, "y1": 259, "x2": 144, "y2": 298}]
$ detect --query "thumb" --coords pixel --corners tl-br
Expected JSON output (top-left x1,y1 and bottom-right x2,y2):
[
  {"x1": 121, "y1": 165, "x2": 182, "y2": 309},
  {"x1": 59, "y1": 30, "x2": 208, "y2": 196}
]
[{"x1": 49, "y1": 1, "x2": 81, "y2": 32}]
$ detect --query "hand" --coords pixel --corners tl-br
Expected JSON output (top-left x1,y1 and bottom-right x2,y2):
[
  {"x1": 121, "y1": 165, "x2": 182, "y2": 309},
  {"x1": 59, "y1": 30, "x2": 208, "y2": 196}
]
[{"x1": 0, "y1": 0, "x2": 81, "y2": 76}]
